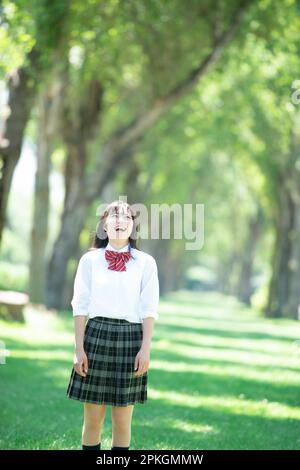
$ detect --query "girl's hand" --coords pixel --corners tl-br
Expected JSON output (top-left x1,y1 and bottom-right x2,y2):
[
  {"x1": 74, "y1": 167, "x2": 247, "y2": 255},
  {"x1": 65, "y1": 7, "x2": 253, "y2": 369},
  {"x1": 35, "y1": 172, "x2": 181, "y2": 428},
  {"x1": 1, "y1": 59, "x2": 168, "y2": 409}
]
[
  {"x1": 74, "y1": 349, "x2": 88, "y2": 377},
  {"x1": 134, "y1": 347, "x2": 150, "y2": 377}
]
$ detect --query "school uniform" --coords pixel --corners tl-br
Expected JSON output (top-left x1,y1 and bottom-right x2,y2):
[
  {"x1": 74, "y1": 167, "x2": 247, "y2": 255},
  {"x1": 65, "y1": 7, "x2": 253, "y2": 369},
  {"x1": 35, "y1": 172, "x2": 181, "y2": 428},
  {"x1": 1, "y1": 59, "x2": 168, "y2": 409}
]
[{"x1": 66, "y1": 242, "x2": 159, "y2": 407}]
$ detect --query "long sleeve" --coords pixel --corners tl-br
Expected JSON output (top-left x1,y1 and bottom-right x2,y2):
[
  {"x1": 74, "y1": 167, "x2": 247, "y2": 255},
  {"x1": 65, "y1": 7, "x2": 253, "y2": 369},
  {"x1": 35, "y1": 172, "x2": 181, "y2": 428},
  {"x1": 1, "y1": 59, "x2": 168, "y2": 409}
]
[
  {"x1": 139, "y1": 256, "x2": 160, "y2": 322},
  {"x1": 71, "y1": 254, "x2": 92, "y2": 316}
]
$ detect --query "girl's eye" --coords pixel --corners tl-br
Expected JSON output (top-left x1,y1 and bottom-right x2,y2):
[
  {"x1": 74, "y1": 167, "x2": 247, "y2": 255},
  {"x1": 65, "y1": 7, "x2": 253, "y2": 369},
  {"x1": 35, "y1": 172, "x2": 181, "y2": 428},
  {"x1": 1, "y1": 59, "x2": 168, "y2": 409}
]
[{"x1": 108, "y1": 213, "x2": 132, "y2": 220}]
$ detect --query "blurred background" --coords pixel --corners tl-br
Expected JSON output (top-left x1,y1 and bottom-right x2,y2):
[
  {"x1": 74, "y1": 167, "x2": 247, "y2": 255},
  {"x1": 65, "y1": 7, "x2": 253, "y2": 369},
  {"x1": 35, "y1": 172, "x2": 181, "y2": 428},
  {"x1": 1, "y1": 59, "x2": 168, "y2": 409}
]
[{"x1": 0, "y1": 0, "x2": 300, "y2": 451}]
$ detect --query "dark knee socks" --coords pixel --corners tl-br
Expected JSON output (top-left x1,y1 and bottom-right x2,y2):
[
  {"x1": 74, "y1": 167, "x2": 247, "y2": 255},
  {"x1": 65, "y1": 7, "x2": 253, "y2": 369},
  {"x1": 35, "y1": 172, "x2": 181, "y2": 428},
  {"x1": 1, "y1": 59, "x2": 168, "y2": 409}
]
[
  {"x1": 111, "y1": 446, "x2": 130, "y2": 450},
  {"x1": 82, "y1": 442, "x2": 130, "y2": 450},
  {"x1": 82, "y1": 442, "x2": 101, "y2": 450}
]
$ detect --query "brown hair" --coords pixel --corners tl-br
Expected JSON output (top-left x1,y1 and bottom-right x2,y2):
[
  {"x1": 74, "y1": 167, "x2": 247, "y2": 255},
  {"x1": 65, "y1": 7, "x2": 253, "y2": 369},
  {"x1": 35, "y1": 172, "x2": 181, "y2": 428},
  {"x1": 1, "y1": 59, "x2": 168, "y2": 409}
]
[{"x1": 90, "y1": 200, "x2": 140, "y2": 257}]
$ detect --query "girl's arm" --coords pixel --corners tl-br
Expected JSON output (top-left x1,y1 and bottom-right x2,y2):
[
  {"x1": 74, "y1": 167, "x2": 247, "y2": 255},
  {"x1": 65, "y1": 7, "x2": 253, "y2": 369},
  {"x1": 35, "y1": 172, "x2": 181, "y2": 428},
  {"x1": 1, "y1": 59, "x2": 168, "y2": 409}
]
[
  {"x1": 71, "y1": 254, "x2": 91, "y2": 377},
  {"x1": 141, "y1": 317, "x2": 155, "y2": 350},
  {"x1": 134, "y1": 257, "x2": 160, "y2": 377},
  {"x1": 134, "y1": 317, "x2": 155, "y2": 377},
  {"x1": 73, "y1": 315, "x2": 88, "y2": 377},
  {"x1": 74, "y1": 315, "x2": 88, "y2": 351}
]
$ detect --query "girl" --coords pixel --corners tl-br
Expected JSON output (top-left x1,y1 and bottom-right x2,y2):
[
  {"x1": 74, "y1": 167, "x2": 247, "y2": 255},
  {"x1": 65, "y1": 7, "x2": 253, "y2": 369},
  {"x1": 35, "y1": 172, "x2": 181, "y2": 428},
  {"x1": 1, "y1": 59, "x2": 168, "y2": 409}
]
[{"x1": 66, "y1": 200, "x2": 160, "y2": 451}]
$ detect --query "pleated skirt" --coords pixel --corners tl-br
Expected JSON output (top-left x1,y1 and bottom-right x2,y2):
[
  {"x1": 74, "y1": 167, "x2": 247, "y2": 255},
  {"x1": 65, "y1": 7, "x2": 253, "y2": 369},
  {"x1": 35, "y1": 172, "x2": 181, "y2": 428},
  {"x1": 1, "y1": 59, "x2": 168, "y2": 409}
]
[{"x1": 66, "y1": 316, "x2": 148, "y2": 406}]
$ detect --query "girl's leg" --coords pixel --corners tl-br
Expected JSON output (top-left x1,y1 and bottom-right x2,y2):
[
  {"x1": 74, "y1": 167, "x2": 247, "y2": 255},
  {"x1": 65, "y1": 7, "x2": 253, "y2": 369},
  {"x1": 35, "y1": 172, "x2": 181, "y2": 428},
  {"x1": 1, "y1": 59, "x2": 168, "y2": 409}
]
[
  {"x1": 111, "y1": 405, "x2": 134, "y2": 447},
  {"x1": 82, "y1": 403, "x2": 106, "y2": 446}
]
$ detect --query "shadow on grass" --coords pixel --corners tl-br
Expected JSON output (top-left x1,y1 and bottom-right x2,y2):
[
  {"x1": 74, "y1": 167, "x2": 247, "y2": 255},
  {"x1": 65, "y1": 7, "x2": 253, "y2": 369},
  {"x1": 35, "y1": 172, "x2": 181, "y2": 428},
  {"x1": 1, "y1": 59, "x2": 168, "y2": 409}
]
[
  {"x1": 1, "y1": 331, "x2": 300, "y2": 450},
  {"x1": 157, "y1": 322, "x2": 299, "y2": 344}
]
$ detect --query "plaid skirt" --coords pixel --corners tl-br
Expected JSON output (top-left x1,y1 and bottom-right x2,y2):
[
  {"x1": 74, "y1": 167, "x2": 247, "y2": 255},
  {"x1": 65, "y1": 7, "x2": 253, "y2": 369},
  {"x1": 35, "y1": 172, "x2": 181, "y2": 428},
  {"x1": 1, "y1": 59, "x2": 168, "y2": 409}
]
[{"x1": 66, "y1": 316, "x2": 148, "y2": 406}]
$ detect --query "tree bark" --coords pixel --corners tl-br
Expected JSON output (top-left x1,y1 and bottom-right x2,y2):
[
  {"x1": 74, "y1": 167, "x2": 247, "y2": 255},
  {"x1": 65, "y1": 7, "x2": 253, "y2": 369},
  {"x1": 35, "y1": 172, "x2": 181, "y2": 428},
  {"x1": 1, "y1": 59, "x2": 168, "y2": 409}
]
[
  {"x1": 46, "y1": 76, "x2": 104, "y2": 309},
  {"x1": 0, "y1": 48, "x2": 41, "y2": 246},
  {"x1": 285, "y1": 197, "x2": 300, "y2": 319},
  {"x1": 236, "y1": 204, "x2": 263, "y2": 304},
  {"x1": 266, "y1": 175, "x2": 300, "y2": 319},
  {"x1": 0, "y1": 0, "x2": 70, "y2": 247},
  {"x1": 29, "y1": 77, "x2": 63, "y2": 303}
]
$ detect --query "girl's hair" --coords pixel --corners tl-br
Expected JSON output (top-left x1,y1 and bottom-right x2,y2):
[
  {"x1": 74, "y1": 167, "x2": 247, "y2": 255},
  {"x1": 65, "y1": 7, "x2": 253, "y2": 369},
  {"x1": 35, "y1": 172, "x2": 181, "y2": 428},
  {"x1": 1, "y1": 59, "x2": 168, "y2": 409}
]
[{"x1": 90, "y1": 200, "x2": 140, "y2": 258}]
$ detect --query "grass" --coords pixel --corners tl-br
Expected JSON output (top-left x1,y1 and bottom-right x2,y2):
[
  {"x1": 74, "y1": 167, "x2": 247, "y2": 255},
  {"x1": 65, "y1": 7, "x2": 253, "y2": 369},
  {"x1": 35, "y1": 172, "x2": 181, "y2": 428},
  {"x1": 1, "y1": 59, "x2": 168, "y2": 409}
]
[{"x1": 0, "y1": 290, "x2": 300, "y2": 450}]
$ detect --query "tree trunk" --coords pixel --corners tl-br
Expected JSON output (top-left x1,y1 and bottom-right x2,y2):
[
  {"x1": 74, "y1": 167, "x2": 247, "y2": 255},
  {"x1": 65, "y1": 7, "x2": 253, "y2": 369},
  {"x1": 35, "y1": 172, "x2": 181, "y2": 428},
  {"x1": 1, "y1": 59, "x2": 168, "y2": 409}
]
[
  {"x1": 47, "y1": 198, "x2": 88, "y2": 309},
  {"x1": 285, "y1": 198, "x2": 300, "y2": 319},
  {"x1": 236, "y1": 205, "x2": 263, "y2": 304},
  {"x1": 266, "y1": 184, "x2": 299, "y2": 318},
  {"x1": 158, "y1": 248, "x2": 185, "y2": 294},
  {"x1": 0, "y1": 49, "x2": 40, "y2": 246},
  {"x1": 46, "y1": 76, "x2": 104, "y2": 309},
  {"x1": 217, "y1": 251, "x2": 240, "y2": 295},
  {"x1": 46, "y1": 138, "x2": 90, "y2": 310},
  {"x1": 29, "y1": 78, "x2": 63, "y2": 303}
]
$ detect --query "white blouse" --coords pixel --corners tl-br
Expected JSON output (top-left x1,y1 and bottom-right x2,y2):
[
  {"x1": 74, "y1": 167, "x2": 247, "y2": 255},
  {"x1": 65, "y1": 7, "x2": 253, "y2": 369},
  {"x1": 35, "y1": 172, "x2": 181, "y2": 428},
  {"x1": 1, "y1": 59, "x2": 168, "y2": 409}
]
[{"x1": 71, "y1": 242, "x2": 160, "y2": 323}]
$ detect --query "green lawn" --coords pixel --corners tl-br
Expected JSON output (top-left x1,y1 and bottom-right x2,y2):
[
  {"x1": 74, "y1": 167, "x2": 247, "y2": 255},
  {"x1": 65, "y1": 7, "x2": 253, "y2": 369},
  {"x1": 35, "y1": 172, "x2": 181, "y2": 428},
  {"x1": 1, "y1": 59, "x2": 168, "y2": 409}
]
[{"x1": 1, "y1": 290, "x2": 300, "y2": 450}]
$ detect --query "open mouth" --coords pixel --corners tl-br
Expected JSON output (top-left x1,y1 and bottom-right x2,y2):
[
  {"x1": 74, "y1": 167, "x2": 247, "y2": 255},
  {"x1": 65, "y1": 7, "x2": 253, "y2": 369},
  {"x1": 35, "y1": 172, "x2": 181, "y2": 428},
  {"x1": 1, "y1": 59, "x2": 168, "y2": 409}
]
[{"x1": 115, "y1": 227, "x2": 126, "y2": 231}]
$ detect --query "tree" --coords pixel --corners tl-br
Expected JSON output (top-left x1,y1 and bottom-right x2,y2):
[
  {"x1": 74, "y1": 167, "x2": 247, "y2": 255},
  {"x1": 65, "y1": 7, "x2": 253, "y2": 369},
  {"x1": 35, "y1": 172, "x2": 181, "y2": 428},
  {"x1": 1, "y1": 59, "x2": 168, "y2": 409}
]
[
  {"x1": 0, "y1": 0, "x2": 69, "y2": 245},
  {"x1": 46, "y1": 0, "x2": 251, "y2": 308}
]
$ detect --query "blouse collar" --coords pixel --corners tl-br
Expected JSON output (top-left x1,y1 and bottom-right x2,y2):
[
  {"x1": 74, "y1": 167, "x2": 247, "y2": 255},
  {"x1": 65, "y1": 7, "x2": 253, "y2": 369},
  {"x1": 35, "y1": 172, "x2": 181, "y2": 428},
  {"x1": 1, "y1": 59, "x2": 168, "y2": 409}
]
[{"x1": 106, "y1": 242, "x2": 130, "y2": 252}]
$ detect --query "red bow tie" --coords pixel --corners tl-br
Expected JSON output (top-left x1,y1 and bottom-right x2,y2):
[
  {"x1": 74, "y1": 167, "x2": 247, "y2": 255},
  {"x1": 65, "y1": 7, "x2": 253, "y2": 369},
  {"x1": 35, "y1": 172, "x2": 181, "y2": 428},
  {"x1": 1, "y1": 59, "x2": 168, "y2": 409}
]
[{"x1": 105, "y1": 250, "x2": 132, "y2": 271}]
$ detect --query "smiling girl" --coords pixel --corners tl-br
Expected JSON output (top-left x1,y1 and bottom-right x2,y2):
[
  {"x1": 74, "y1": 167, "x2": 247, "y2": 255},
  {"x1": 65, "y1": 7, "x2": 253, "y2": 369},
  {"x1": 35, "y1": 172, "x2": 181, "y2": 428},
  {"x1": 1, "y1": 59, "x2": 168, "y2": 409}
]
[{"x1": 66, "y1": 200, "x2": 160, "y2": 451}]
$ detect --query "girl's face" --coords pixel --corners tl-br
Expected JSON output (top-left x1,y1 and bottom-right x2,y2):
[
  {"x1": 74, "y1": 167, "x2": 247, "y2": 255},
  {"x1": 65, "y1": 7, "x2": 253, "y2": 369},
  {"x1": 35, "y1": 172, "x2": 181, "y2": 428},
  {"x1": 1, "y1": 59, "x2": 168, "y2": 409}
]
[{"x1": 104, "y1": 206, "x2": 134, "y2": 241}]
